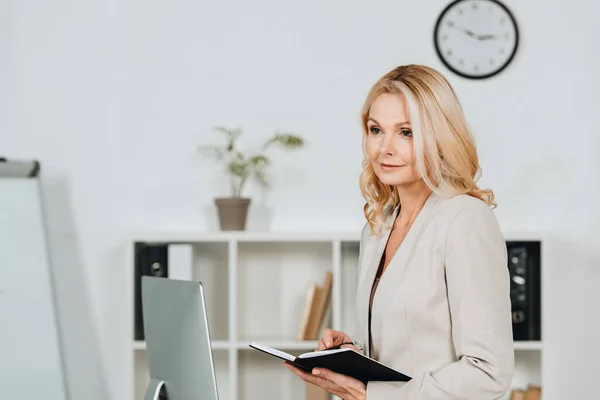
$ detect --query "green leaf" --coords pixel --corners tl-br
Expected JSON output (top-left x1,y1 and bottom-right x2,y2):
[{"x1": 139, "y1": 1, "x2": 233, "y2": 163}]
[
  {"x1": 228, "y1": 161, "x2": 248, "y2": 178},
  {"x1": 264, "y1": 132, "x2": 305, "y2": 149},
  {"x1": 248, "y1": 154, "x2": 269, "y2": 168},
  {"x1": 212, "y1": 125, "x2": 243, "y2": 153},
  {"x1": 198, "y1": 125, "x2": 303, "y2": 197}
]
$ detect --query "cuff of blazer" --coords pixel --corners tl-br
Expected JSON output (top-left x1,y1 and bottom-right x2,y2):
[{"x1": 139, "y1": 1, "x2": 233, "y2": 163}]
[{"x1": 365, "y1": 381, "x2": 409, "y2": 399}]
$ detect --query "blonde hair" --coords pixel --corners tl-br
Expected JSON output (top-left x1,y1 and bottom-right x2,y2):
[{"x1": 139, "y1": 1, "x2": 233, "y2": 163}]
[{"x1": 359, "y1": 64, "x2": 496, "y2": 234}]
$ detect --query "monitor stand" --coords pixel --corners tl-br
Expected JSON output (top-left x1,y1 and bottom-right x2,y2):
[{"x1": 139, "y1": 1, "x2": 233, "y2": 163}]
[{"x1": 144, "y1": 379, "x2": 168, "y2": 400}]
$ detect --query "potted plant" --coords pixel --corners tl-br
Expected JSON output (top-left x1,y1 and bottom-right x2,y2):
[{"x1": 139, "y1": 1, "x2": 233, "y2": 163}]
[{"x1": 198, "y1": 125, "x2": 305, "y2": 231}]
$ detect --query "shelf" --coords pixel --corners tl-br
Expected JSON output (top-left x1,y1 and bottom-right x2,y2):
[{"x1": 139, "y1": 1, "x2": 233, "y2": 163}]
[
  {"x1": 127, "y1": 231, "x2": 546, "y2": 400},
  {"x1": 128, "y1": 230, "x2": 361, "y2": 244},
  {"x1": 237, "y1": 241, "x2": 333, "y2": 341},
  {"x1": 237, "y1": 340, "x2": 319, "y2": 351},
  {"x1": 133, "y1": 340, "x2": 230, "y2": 351},
  {"x1": 514, "y1": 341, "x2": 543, "y2": 351},
  {"x1": 127, "y1": 228, "x2": 547, "y2": 245},
  {"x1": 133, "y1": 340, "x2": 318, "y2": 352},
  {"x1": 134, "y1": 339, "x2": 540, "y2": 352}
]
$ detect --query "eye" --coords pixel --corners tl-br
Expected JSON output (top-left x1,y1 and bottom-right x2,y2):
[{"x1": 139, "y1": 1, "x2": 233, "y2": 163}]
[
  {"x1": 369, "y1": 126, "x2": 382, "y2": 135},
  {"x1": 400, "y1": 129, "x2": 412, "y2": 138}
]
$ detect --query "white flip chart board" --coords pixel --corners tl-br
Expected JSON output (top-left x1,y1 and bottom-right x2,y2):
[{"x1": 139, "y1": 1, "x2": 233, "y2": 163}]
[{"x1": 0, "y1": 159, "x2": 67, "y2": 399}]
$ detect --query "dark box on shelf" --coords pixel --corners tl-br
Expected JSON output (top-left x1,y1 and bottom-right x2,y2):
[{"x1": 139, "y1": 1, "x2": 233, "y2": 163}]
[
  {"x1": 134, "y1": 243, "x2": 169, "y2": 341},
  {"x1": 506, "y1": 240, "x2": 541, "y2": 341}
]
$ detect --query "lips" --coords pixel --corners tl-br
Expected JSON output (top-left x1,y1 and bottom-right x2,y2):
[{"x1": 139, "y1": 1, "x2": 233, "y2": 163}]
[
  {"x1": 379, "y1": 163, "x2": 405, "y2": 171},
  {"x1": 380, "y1": 163, "x2": 402, "y2": 168}
]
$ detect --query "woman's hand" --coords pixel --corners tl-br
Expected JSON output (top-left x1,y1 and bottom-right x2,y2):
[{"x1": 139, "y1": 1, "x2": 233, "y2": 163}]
[
  {"x1": 283, "y1": 362, "x2": 366, "y2": 400},
  {"x1": 283, "y1": 329, "x2": 365, "y2": 399},
  {"x1": 316, "y1": 328, "x2": 360, "y2": 353}
]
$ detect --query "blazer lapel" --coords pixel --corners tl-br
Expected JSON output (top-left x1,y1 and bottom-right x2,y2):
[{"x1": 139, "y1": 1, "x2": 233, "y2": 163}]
[
  {"x1": 360, "y1": 209, "x2": 395, "y2": 357},
  {"x1": 364, "y1": 211, "x2": 395, "y2": 288},
  {"x1": 360, "y1": 191, "x2": 442, "y2": 357},
  {"x1": 382, "y1": 191, "x2": 441, "y2": 287}
]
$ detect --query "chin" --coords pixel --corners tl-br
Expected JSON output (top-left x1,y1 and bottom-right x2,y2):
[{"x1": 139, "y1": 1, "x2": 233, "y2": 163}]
[
  {"x1": 376, "y1": 174, "x2": 411, "y2": 186},
  {"x1": 381, "y1": 179, "x2": 412, "y2": 187},
  {"x1": 375, "y1": 169, "x2": 421, "y2": 187}
]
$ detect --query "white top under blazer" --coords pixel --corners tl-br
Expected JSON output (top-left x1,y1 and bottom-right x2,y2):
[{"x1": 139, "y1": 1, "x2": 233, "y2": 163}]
[{"x1": 351, "y1": 191, "x2": 514, "y2": 400}]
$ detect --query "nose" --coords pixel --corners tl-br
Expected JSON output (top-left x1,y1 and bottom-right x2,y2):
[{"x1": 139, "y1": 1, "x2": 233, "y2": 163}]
[{"x1": 379, "y1": 133, "x2": 395, "y2": 156}]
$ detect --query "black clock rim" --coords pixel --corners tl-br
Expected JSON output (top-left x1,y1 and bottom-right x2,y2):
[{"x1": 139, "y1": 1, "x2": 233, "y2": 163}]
[{"x1": 433, "y1": 0, "x2": 520, "y2": 80}]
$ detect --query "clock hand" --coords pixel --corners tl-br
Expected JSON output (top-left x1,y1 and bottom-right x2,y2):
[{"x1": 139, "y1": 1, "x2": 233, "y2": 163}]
[
  {"x1": 476, "y1": 34, "x2": 498, "y2": 40},
  {"x1": 460, "y1": 27, "x2": 477, "y2": 38},
  {"x1": 449, "y1": 24, "x2": 477, "y2": 38},
  {"x1": 450, "y1": 24, "x2": 498, "y2": 41}
]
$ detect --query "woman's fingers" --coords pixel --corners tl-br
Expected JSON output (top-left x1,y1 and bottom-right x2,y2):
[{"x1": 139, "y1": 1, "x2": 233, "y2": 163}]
[
  {"x1": 317, "y1": 337, "x2": 328, "y2": 351},
  {"x1": 317, "y1": 329, "x2": 353, "y2": 350},
  {"x1": 340, "y1": 344, "x2": 360, "y2": 352},
  {"x1": 319, "y1": 329, "x2": 335, "y2": 349}
]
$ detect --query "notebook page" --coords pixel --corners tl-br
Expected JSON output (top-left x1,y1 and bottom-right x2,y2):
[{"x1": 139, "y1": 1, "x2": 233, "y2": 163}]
[
  {"x1": 249, "y1": 342, "x2": 295, "y2": 362},
  {"x1": 298, "y1": 348, "x2": 353, "y2": 358}
]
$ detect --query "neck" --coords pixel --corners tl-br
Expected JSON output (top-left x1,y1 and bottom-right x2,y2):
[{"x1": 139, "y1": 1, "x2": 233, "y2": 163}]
[{"x1": 395, "y1": 180, "x2": 432, "y2": 226}]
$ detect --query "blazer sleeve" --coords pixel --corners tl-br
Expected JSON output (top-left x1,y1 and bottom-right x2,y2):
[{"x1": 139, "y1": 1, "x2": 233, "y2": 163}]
[{"x1": 365, "y1": 202, "x2": 514, "y2": 400}]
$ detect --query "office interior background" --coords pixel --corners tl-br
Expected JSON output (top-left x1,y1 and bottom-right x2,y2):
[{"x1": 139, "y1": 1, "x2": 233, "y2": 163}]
[{"x1": 1, "y1": 0, "x2": 599, "y2": 399}]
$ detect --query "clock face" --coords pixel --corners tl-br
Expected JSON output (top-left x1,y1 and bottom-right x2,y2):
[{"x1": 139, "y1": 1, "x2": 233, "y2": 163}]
[{"x1": 434, "y1": 0, "x2": 519, "y2": 79}]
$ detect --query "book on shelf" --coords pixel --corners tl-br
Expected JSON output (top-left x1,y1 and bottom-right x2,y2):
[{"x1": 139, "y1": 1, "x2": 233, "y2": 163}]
[
  {"x1": 509, "y1": 385, "x2": 541, "y2": 400},
  {"x1": 297, "y1": 283, "x2": 318, "y2": 341},
  {"x1": 297, "y1": 271, "x2": 333, "y2": 341},
  {"x1": 249, "y1": 342, "x2": 412, "y2": 385},
  {"x1": 296, "y1": 271, "x2": 334, "y2": 400}
]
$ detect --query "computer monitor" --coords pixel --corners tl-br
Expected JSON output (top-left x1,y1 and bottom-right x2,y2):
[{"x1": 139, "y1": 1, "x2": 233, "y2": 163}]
[{"x1": 141, "y1": 276, "x2": 219, "y2": 400}]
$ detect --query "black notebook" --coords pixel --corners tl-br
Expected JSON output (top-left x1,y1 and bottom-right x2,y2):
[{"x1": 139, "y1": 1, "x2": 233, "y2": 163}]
[{"x1": 249, "y1": 342, "x2": 411, "y2": 385}]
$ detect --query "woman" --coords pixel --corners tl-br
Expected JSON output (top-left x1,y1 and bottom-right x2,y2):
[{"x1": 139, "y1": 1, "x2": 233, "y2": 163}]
[{"x1": 284, "y1": 64, "x2": 514, "y2": 399}]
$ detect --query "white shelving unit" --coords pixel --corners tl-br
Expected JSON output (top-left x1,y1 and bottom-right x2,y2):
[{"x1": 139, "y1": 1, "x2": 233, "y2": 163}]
[{"x1": 125, "y1": 230, "x2": 545, "y2": 400}]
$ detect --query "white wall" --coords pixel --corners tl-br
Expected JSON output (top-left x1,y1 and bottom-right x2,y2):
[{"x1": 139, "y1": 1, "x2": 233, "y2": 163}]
[{"x1": 2, "y1": 0, "x2": 599, "y2": 399}]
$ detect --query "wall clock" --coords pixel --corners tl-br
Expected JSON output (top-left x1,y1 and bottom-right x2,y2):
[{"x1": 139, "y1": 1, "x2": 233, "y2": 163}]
[{"x1": 433, "y1": 0, "x2": 519, "y2": 79}]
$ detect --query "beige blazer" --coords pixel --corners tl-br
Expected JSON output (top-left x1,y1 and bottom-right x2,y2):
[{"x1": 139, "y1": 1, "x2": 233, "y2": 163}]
[{"x1": 351, "y1": 191, "x2": 514, "y2": 400}]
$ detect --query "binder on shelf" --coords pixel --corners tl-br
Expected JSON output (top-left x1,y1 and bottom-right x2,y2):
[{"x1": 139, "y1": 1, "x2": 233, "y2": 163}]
[
  {"x1": 507, "y1": 241, "x2": 541, "y2": 341},
  {"x1": 250, "y1": 342, "x2": 411, "y2": 385}
]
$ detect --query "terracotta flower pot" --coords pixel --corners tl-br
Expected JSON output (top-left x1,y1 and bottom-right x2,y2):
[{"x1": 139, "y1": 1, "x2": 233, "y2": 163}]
[{"x1": 214, "y1": 197, "x2": 251, "y2": 231}]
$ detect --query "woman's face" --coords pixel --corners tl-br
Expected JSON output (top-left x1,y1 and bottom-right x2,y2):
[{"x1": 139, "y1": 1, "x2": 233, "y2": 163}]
[{"x1": 365, "y1": 93, "x2": 421, "y2": 187}]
